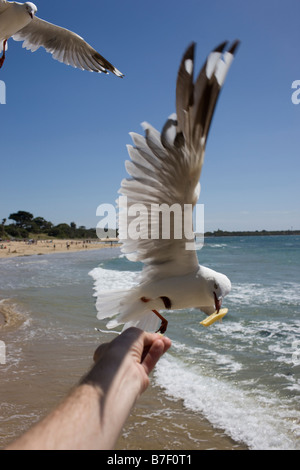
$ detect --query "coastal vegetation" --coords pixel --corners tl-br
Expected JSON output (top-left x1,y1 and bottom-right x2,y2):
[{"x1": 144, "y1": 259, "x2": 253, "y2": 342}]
[
  {"x1": 204, "y1": 229, "x2": 300, "y2": 237},
  {"x1": 1, "y1": 211, "x2": 299, "y2": 240},
  {"x1": 1, "y1": 211, "x2": 99, "y2": 240}
]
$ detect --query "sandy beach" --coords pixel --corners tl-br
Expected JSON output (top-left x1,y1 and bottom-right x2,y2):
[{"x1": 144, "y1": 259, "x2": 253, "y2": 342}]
[{"x1": 0, "y1": 239, "x2": 118, "y2": 259}]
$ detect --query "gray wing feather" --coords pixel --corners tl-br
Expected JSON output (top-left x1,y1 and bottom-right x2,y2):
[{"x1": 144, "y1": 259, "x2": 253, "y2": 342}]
[{"x1": 12, "y1": 16, "x2": 123, "y2": 76}]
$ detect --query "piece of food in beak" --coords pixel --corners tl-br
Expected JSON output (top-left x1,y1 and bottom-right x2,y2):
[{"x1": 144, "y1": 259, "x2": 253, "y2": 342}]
[{"x1": 200, "y1": 308, "x2": 228, "y2": 327}]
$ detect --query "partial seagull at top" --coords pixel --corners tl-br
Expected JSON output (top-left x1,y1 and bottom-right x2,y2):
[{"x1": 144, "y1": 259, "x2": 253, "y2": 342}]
[
  {"x1": 95, "y1": 40, "x2": 240, "y2": 334},
  {"x1": 0, "y1": 1, "x2": 123, "y2": 76}
]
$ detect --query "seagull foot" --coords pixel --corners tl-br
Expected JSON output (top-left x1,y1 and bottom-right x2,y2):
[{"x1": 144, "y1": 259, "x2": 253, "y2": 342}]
[
  {"x1": 141, "y1": 297, "x2": 168, "y2": 333},
  {"x1": 152, "y1": 309, "x2": 168, "y2": 335}
]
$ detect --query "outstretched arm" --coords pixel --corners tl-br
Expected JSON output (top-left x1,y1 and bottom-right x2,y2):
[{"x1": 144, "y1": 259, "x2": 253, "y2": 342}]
[{"x1": 6, "y1": 327, "x2": 171, "y2": 450}]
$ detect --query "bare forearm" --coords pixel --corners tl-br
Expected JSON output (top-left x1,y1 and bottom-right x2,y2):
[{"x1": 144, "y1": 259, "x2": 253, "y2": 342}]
[
  {"x1": 6, "y1": 384, "x2": 103, "y2": 450},
  {"x1": 5, "y1": 328, "x2": 171, "y2": 450},
  {"x1": 7, "y1": 364, "x2": 140, "y2": 450}
]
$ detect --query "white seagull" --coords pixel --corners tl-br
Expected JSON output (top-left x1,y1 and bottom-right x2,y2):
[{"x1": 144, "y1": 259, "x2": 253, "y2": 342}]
[
  {"x1": 0, "y1": 1, "x2": 123, "y2": 76},
  {"x1": 96, "y1": 41, "x2": 239, "y2": 334}
]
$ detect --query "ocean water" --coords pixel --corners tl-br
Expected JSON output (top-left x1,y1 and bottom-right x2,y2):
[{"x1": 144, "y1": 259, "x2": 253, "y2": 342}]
[
  {"x1": 0, "y1": 236, "x2": 300, "y2": 449},
  {"x1": 90, "y1": 235, "x2": 300, "y2": 450}
]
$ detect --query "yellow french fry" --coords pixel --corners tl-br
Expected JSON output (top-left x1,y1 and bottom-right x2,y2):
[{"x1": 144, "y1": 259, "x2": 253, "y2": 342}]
[{"x1": 200, "y1": 308, "x2": 228, "y2": 327}]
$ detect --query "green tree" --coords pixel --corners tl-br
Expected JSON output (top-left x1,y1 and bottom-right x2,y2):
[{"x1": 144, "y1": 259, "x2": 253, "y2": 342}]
[
  {"x1": 1, "y1": 218, "x2": 6, "y2": 238},
  {"x1": 32, "y1": 217, "x2": 53, "y2": 233},
  {"x1": 9, "y1": 211, "x2": 34, "y2": 229},
  {"x1": 48, "y1": 223, "x2": 72, "y2": 238}
]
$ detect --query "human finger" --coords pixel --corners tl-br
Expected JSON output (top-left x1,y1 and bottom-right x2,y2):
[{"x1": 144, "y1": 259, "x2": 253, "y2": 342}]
[{"x1": 141, "y1": 336, "x2": 171, "y2": 375}]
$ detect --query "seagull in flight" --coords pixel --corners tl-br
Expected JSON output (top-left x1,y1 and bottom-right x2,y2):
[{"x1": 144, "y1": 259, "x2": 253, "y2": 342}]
[
  {"x1": 96, "y1": 41, "x2": 239, "y2": 334},
  {"x1": 0, "y1": 1, "x2": 123, "y2": 76}
]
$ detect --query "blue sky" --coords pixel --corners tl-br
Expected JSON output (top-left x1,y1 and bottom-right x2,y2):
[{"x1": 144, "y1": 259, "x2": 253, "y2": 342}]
[{"x1": 0, "y1": 0, "x2": 299, "y2": 232}]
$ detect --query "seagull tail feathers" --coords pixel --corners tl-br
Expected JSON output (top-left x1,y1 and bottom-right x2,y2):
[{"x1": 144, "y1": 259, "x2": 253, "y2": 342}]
[{"x1": 95, "y1": 288, "x2": 161, "y2": 333}]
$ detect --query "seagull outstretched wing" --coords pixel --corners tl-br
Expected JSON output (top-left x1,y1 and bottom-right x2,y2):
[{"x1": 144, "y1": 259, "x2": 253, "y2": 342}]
[
  {"x1": 119, "y1": 41, "x2": 239, "y2": 282},
  {"x1": 12, "y1": 16, "x2": 123, "y2": 76}
]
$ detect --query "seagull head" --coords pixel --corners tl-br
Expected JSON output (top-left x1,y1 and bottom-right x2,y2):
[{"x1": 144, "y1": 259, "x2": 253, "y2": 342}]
[
  {"x1": 211, "y1": 272, "x2": 231, "y2": 312},
  {"x1": 24, "y1": 2, "x2": 37, "y2": 19},
  {"x1": 200, "y1": 267, "x2": 231, "y2": 313}
]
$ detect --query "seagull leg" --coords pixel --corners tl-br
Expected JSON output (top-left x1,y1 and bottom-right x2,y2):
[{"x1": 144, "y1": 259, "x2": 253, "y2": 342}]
[
  {"x1": 152, "y1": 310, "x2": 168, "y2": 334},
  {"x1": 141, "y1": 297, "x2": 168, "y2": 334},
  {"x1": 0, "y1": 40, "x2": 7, "y2": 69}
]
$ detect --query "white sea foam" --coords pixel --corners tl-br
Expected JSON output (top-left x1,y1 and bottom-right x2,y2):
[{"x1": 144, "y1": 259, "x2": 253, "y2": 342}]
[
  {"x1": 204, "y1": 243, "x2": 228, "y2": 248},
  {"x1": 228, "y1": 282, "x2": 300, "y2": 306},
  {"x1": 154, "y1": 354, "x2": 300, "y2": 450},
  {"x1": 89, "y1": 266, "x2": 138, "y2": 294}
]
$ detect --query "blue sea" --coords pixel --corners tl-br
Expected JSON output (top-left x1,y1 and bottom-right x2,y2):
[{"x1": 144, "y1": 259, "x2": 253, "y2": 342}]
[{"x1": 0, "y1": 235, "x2": 300, "y2": 449}]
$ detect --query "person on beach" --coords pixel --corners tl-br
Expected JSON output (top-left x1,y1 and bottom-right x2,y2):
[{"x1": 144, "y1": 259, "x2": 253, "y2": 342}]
[{"x1": 5, "y1": 327, "x2": 171, "y2": 450}]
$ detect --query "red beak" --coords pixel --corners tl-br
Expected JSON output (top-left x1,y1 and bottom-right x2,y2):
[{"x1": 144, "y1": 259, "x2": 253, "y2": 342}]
[{"x1": 214, "y1": 292, "x2": 222, "y2": 313}]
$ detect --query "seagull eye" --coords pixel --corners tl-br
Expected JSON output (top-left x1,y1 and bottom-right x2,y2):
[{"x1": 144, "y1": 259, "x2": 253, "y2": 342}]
[{"x1": 214, "y1": 283, "x2": 219, "y2": 290}]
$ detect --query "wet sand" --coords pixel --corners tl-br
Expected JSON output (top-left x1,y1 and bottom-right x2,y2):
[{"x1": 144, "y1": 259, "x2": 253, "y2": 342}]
[{"x1": 116, "y1": 383, "x2": 247, "y2": 450}]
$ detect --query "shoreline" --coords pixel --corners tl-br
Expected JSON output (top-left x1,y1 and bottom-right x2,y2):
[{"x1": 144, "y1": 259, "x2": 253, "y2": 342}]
[
  {"x1": 0, "y1": 239, "x2": 119, "y2": 259},
  {"x1": 116, "y1": 382, "x2": 248, "y2": 450}
]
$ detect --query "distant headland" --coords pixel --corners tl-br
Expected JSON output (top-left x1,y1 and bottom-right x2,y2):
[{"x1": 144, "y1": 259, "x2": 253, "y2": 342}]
[{"x1": 204, "y1": 229, "x2": 300, "y2": 237}]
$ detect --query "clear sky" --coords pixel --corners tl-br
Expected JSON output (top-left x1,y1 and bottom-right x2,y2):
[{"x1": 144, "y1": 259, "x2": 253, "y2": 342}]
[{"x1": 0, "y1": 0, "x2": 299, "y2": 232}]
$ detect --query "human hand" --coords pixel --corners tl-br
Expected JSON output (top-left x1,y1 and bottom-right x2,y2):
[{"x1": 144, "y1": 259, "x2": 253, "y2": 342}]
[
  {"x1": 91, "y1": 327, "x2": 172, "y2": 395},
  {"x1": 78, "y1": 327, "x2": 171, "y2": 449},
  {"x1": 5, "y1": 327, "x2": 170, "y2": 450}
]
